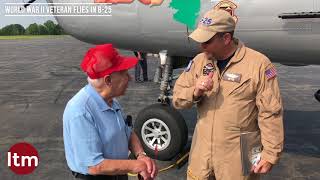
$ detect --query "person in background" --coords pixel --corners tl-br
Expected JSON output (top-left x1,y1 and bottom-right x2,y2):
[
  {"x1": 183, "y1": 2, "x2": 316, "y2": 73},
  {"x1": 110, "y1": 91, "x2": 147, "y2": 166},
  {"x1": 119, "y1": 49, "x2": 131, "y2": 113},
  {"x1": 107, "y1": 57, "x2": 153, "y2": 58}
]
[{"x1": 134, "y1": 51, "x2": 149, "y2": 82}]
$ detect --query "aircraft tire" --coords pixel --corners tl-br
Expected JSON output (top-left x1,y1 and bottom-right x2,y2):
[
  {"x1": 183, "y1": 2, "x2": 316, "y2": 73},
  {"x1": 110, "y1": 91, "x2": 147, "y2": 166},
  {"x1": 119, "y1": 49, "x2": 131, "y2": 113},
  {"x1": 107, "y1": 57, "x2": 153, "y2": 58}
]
[{"x1": 134, "y1": 103, "x2": 188, "y2": 161}]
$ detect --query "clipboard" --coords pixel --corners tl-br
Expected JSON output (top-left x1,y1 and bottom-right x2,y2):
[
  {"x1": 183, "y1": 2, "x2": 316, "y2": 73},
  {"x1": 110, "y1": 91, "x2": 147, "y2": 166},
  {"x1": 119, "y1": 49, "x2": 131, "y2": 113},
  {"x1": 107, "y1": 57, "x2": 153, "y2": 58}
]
[{"x1": 240, "y1": 130, "x2": 262, "y2": 176}]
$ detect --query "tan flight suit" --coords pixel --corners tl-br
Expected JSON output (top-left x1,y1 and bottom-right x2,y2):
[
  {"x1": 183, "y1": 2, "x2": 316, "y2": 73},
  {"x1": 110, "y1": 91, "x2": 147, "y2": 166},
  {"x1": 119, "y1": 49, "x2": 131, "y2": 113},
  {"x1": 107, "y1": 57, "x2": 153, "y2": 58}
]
[{"x1": 173, "y1": 39, "x2": 284, "y2": 180}]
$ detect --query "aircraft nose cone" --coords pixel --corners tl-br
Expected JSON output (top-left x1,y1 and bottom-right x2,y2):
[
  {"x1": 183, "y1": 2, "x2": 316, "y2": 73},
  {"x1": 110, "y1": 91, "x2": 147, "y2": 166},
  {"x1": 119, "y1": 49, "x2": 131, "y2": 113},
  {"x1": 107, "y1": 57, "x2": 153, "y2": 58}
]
[{"x1": 315, "y1": 89, "x2": 320, "y2": 102}]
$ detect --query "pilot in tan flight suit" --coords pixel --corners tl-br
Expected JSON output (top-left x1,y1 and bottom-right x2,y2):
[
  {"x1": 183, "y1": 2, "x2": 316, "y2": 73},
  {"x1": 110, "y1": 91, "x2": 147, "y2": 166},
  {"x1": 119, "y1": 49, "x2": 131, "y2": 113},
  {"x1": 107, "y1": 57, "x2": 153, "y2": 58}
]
[{"x1": 173, "y1": 10, "x2": 284, "y2": 180}]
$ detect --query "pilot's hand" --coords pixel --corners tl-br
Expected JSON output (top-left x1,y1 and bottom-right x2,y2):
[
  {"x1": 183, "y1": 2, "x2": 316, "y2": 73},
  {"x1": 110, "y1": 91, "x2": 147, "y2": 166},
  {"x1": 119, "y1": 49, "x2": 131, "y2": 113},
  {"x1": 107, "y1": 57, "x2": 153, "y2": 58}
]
[
  {"x1": 251, "y1": 159, "x2": 273, "y2": 174},
  {"x1": 194, "y1": 72, "x2": 214, "y2": 98},
  {"x1": 137, "y1": 155, "x2": 158, "y2": 178}
]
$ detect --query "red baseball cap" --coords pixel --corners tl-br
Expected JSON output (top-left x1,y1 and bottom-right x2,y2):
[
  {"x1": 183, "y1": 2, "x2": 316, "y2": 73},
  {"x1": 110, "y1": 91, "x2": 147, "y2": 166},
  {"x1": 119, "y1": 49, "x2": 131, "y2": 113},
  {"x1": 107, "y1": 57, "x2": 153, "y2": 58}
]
[{"x1": 81, "y1": 44, "x2": 138, "y2": 79}]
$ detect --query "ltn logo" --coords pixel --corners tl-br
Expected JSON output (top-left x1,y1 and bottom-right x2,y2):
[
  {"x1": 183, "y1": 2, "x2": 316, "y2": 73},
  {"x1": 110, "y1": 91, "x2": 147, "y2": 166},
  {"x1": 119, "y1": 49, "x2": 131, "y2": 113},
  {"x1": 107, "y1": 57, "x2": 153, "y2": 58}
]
[{"x1": 7, "y1": 142, "x2": 39, "y2": 175}]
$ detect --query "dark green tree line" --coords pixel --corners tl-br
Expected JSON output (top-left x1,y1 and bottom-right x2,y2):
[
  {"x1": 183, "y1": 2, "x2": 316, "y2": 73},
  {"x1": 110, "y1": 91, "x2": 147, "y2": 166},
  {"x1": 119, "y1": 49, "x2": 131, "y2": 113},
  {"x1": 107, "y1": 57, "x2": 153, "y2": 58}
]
[{"x1": 0, "y1": 20, "x2": 66, "y2": 36}]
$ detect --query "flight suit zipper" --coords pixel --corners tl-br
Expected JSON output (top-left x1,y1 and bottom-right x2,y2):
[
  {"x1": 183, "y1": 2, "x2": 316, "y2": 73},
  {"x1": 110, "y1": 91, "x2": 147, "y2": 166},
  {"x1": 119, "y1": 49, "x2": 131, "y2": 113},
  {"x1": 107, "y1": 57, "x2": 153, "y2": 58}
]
[
  {"x1": 211, "y1": 61, "x2": 221, "y2": 168},
  {"x1": 211, "y1": 58, "x2": 235, "y2": 166},
  {"x1": 210, "y1": 52, "x2": 239, "y2": 167}
]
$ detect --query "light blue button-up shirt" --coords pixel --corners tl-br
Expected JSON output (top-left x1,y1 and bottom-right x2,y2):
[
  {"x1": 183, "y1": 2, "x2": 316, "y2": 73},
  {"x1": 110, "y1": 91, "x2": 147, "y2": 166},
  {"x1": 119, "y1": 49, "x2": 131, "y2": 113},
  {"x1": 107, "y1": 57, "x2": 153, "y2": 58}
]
[{"x1": 63, "y1": 84, "x2": 132, "y2": 174}]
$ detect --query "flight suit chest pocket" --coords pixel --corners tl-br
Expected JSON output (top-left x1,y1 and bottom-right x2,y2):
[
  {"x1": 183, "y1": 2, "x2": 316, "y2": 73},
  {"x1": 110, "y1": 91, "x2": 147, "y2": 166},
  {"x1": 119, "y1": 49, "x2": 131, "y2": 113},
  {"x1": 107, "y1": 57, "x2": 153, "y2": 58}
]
[{"x1": 229, "y1": 78, "x2": 251, "y2": 95}]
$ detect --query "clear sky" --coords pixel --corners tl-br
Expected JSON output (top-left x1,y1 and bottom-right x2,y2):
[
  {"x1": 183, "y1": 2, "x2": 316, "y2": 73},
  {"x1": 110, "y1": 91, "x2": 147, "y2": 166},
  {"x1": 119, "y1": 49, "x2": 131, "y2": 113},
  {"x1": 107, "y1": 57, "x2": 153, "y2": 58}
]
[{"x1": 0, "y1": 0, "x2": 57, "y2": 28}]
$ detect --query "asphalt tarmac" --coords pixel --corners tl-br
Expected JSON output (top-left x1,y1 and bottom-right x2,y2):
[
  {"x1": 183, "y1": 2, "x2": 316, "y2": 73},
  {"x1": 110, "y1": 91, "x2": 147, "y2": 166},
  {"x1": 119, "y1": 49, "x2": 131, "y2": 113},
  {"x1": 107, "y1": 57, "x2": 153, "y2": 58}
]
[{"x1": 0, "y1": 36, "x2": 319, "y2": 180}]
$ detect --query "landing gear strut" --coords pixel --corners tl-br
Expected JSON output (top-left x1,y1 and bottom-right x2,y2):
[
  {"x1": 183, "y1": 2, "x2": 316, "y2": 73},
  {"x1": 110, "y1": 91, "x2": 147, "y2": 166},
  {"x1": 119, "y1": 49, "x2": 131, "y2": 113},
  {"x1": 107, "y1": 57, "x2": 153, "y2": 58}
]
[{"x1": 157, "y1": 51, "x2": 173, "y2": 104}]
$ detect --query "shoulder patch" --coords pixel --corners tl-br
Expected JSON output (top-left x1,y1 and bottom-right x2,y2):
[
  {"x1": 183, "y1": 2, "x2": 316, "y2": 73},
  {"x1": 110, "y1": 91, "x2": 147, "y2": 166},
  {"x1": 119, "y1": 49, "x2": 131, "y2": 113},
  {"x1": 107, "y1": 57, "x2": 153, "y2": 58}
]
[
  {"x1": 265, "y1": 65, "x2": 277, "y2": 80},
  {"x1": 185, "y1": 60, "x2": 193, "y2": 72},
  {"x1": 202, "y1": 63, "x2": 215, "y2": 76}
]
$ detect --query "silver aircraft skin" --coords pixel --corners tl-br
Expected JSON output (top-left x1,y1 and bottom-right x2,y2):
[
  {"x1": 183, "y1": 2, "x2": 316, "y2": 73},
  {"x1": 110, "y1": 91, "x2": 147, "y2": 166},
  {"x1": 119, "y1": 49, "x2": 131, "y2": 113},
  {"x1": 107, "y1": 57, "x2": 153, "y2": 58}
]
[{"x1": 48, "y1": 0, "x2": 320, "y2": 65}]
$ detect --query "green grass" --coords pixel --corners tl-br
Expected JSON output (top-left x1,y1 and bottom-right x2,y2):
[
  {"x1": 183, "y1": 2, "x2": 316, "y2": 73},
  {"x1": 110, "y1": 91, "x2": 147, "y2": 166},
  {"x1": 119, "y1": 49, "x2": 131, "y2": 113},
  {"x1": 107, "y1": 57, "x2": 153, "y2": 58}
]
[{"x1": 0, "y1": 35, "x2": 68, "y2": 40}]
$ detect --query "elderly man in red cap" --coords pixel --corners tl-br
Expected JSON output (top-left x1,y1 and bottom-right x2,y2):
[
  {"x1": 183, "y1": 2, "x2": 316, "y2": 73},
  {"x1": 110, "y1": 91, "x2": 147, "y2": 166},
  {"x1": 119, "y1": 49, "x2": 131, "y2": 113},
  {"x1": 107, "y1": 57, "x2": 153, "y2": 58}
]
[{"x1": 63, "y1": 44, "x2": 157, "y2": 180}]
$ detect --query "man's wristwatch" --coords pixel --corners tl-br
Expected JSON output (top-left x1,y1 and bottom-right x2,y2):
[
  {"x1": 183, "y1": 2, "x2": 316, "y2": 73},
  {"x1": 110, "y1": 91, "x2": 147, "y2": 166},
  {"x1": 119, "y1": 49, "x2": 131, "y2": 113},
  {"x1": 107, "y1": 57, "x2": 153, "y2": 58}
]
[{"x1": 136, "y1": 151, "x2": 147, "y2": 159}]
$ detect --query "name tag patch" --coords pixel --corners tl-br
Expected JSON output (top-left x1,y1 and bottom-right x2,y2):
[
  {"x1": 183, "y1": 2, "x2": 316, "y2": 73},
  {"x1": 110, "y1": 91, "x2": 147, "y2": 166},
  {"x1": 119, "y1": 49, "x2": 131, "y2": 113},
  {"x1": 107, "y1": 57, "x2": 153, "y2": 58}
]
[{"x1": 222, "y1": 72, "x2": 242, "y2": 83}]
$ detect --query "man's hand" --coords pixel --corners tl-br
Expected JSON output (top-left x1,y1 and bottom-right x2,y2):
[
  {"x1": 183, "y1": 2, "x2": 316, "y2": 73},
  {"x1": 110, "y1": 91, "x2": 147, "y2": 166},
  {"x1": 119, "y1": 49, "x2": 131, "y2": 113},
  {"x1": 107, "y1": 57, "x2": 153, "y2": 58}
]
[
  {"x1": 252, "y1": 159, "x2": 273, "y2": 174},
  {"x1": 137, "y1": 155, "x2": 158, "y2": 179},
  {"x1": 194, "y1": 72, "x2": 214, "y2": 98},
  {"x1": 131, "y1": 160, "x2": 152, "y2": 180}
]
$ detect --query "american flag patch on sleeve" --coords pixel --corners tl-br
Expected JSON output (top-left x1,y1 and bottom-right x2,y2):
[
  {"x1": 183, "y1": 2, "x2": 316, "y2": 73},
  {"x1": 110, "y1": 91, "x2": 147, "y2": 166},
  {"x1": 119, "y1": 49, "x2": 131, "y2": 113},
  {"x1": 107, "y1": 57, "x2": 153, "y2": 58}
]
[{"x1": 265, "y1": 66, "x2": 277, "y2": 80}]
